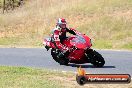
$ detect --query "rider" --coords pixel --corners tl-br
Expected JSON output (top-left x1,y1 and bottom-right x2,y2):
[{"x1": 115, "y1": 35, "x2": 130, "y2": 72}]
[{"x1": 50, "y1": 18, "x2": 77, "y2": 58}]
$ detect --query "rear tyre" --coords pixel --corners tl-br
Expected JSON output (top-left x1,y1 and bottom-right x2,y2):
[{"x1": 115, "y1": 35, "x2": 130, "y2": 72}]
[
  {"x1": 86, "y1": 49, "x2": 105, "y2": 67},
  {"x1": 51, "y1": 49, "x2": 69, "y2": 65}
]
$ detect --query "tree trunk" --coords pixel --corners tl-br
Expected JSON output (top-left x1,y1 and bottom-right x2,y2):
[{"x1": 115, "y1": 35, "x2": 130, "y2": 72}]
[{"x1": 3, "y1": 0, "x2": 6, "y2": 13}]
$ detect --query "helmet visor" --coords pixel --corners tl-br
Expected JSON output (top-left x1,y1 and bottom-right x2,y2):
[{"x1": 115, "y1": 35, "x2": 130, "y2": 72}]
[{"x1": 59, "y1": 24, "x2": 66, "y2": 29}]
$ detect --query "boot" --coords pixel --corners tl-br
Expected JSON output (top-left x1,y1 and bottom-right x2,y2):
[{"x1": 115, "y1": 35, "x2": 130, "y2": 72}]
[{"x1": 45, "y1": 45, "x2": 50, "y2": 51}]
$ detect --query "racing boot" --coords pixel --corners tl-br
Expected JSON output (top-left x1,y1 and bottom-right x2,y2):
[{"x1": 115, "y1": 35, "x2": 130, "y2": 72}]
[{"x1": 45, "y1": 45, "x2": 50, "y2": 51}]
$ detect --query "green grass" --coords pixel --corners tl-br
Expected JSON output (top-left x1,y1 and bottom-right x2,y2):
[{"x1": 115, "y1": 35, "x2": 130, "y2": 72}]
[
  {"x1": 0, "y1": 0, "x2": 132, "y2": 50},
  {"x1": 0, "y1": 66, "x2": 74, "y2": 88},
  {"x1": 0, "y1": 66, "x2": 132, "y2": 88},
  {"x1": 92, "y1": 39, "x2": 113, "y2": 49},
  {"x1": 0, "y1": 37, "x2": 20, "y2": 45},
  {"x1": 122, "y1": 42, "x2": 132, "y2": 49}
]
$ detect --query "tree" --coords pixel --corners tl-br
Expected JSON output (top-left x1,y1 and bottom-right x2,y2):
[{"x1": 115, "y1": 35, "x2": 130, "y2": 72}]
[{"x1": 3, "y1": 0, "x2": 15, "y2": 13}]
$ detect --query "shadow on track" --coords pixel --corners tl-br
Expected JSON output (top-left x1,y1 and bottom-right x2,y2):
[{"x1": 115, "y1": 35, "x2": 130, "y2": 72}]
[{"x1": 67, "y1": 63, "x2": 115, "y2": 68}]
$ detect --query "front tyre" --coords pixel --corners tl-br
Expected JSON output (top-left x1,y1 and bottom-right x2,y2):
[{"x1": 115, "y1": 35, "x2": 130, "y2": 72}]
[{"x1": 87, "y1": 49, "x2": 105, "y2": 67}]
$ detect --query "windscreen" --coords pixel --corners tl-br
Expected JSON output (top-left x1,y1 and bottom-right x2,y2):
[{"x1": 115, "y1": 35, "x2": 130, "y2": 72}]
[{"x1": 70, "y1": 35, "x2": 86, "y2": 44}]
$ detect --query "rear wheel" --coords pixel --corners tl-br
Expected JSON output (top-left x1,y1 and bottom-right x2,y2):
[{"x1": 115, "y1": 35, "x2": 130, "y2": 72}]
[
  {"x1": 86, "y1": 49, "x2": 105, "y2": 67},
  {"x1": 51, "y1": 49, "x2": 69, "y2": 65}
]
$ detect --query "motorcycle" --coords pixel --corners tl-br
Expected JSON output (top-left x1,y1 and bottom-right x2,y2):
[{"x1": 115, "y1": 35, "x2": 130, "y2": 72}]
[{"x1": 43, "y1": 30, "x2": 105, "y2": 67}]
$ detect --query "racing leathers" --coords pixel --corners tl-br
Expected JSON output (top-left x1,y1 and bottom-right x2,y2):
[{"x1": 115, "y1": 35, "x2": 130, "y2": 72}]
[{"x1": 51, "y1": 27, "x2": 76, "y2": 56}]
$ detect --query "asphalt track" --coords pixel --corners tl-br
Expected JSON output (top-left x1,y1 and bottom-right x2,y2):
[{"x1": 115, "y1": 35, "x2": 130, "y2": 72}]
[{"x1": 0, "y1": 48, "x2": 132, "y2": 75}]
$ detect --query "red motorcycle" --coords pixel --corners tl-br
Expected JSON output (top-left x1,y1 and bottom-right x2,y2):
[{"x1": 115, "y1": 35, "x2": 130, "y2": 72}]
[{"x1": 43, "y1": 31, "x2": 105, "y2": 67}]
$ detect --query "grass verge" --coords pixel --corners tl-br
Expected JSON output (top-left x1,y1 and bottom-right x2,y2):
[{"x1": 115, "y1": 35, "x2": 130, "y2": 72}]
[
  {"x1": 0, "y1": 66, "x2": 72, "y2": 88},
  {"x1": 0, "y1": 66, "x2": 132, "y2": 88}
]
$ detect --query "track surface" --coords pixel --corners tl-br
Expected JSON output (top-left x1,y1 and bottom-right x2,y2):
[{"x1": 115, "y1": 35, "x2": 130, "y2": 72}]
[{"x1": 0, "y1": 48, "x2": 132, "y2": 75}]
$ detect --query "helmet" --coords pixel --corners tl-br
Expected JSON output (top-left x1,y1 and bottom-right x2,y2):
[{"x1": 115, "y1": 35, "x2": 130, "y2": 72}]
[{"x1": 57, "y1": 18, "x2": 67, "y2": 29}]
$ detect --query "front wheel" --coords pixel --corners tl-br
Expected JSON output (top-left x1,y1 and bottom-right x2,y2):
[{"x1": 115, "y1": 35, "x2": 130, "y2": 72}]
[{"x1": 86, "y1": 49, "x2": 105, "y2": 67}]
